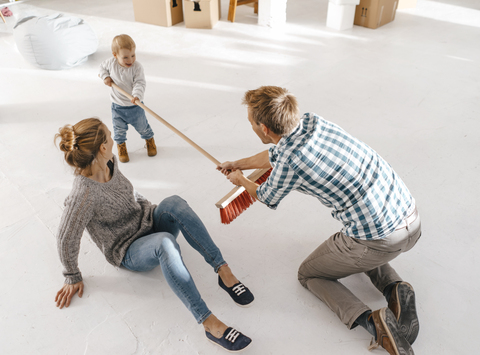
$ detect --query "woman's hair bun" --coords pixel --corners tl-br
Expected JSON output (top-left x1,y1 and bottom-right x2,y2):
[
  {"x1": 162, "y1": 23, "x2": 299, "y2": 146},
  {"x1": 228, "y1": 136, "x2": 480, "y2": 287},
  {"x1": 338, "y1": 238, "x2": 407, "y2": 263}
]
[
  {"x1": 54, "y1": 118, "x2": 106, "y2": 176},
  {"x1": 57, "y1": 125, "x2": 77, "y2": 153}
]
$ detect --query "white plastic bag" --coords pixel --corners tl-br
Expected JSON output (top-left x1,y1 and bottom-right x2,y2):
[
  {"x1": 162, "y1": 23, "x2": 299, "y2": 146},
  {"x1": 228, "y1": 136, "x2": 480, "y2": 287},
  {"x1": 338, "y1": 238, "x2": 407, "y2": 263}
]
[{"x1": 14, "y1": 13, "x2": 98, "y2": 70}]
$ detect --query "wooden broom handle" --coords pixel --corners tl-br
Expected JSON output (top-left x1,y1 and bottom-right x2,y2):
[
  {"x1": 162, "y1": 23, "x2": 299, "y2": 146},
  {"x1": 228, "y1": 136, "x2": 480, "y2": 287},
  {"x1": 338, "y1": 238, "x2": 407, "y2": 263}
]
[{"x1": 110, "y1": 82, "x2": 221, "y2": 166}]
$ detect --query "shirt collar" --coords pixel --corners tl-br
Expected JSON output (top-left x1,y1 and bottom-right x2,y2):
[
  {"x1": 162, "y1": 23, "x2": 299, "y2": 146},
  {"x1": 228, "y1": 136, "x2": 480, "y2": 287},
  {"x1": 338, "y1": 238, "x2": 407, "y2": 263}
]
[{"x1": 276, "y1": 121, "x2": 301, "y2": 148}]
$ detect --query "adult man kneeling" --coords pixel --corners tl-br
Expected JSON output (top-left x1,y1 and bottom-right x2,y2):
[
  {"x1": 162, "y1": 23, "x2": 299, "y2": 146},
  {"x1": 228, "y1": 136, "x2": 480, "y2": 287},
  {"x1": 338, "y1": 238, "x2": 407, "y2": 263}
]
[{"x1": 218, "y1": 86, "x2": 420, "y2": 355}]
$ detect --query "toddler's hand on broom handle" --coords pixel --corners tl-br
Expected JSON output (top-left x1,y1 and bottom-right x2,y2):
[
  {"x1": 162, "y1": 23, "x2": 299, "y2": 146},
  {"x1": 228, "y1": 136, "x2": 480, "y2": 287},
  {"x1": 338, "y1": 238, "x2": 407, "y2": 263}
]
[
  {"x1": 103, "y1": 77, "x2": 113, "y2": 87},
  {"x1": 131, "y1": 96, "x2": 140, "y2": 105}
]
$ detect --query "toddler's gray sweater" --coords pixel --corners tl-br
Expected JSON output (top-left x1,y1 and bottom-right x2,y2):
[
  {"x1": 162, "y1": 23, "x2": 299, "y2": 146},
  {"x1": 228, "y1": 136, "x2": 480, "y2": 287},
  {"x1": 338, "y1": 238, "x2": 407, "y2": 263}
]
[{"x1": 56, "y1": 156, "x2": 156, "y2": 284}]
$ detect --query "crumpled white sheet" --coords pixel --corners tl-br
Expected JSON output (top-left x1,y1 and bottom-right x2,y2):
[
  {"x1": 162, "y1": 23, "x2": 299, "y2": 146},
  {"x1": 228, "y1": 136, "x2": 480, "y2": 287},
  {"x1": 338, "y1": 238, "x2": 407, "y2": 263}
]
[{"x1": 14, "y1": 13, "x2": 98, "y2": 70}]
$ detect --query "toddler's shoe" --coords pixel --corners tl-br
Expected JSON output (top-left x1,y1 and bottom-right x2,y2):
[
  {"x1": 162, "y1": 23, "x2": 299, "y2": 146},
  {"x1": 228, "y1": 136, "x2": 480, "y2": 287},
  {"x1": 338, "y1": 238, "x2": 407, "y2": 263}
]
[
  {"x1": 219, "y1": 276, "x2": 254, "y2": 307},
  {"x1": 206, "y1": 327, "x2": 252, "y2": 352},
  {"x1": 145, "y1": 137, "x2": 157, "y2": 156},
  {"x1": 117, "y1": 143, "x2": 129, "y2": 163}
]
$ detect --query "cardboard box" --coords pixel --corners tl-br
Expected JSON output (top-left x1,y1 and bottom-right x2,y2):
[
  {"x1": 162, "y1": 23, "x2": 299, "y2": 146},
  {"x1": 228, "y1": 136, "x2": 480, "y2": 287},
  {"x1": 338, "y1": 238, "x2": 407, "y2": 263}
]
[
  {"x1": 183, "y1": 0, "x2": 220, "y2": 29},
  {"x1": 132, "y1": 0, "x2": 183, "y2": 27},
  {"x1": 354, "y1": 0, "x2": 398, "y2": 29}
]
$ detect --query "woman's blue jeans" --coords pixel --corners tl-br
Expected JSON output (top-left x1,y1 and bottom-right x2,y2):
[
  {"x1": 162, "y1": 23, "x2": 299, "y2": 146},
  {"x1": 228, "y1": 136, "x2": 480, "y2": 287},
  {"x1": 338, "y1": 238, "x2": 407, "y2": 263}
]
[{"x1": 121, "y1": 195, "x2": 226, "y2": 324}]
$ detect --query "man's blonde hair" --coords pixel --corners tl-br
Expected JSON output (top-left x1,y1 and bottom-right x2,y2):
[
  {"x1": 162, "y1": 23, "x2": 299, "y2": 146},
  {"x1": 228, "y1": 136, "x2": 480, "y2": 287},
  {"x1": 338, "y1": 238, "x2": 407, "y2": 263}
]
[
  {"x1": 243, "y1": 86, "x2": 300, "y2": 136},
  {"x1": 112, "y1": 34, "x2": 136, "y2": 54}
]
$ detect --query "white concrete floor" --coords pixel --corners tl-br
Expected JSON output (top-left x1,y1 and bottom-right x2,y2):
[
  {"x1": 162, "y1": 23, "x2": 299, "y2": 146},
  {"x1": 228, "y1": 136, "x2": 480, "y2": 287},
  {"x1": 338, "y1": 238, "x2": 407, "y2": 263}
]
[{"x1": 1, "y1": 0, "x2": 479, "y2": 354}]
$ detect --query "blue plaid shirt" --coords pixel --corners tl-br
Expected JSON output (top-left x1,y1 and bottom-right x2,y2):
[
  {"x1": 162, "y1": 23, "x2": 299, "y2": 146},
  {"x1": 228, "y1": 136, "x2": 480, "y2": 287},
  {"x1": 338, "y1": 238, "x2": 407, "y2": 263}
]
[{"x1": 256, "y1": 113, "x2": 415, "y2": 240}]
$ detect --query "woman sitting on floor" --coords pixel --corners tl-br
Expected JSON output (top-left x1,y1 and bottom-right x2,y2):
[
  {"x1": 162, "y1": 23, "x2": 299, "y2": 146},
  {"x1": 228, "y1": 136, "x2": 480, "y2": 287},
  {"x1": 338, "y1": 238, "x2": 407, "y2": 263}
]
[{"x1": 53, "y1": 117, "x2": 253, "y2": 352}]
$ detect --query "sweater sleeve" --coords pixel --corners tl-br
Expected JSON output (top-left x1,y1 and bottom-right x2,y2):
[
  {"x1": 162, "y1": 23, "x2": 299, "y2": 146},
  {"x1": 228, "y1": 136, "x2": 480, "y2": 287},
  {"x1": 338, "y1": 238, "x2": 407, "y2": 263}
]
[
  {"x1": 56, "y1": 186, "x2": 95, "y2": 284},
  {"x1": 132, "y1": 62, "x2": 146, "y2": 101},
  {"x1": 134, "y1": 189, "x2": 148, "y2": 204},
  {"x1": 99, "y1": 58, "x2": 111, "y2": 81}
]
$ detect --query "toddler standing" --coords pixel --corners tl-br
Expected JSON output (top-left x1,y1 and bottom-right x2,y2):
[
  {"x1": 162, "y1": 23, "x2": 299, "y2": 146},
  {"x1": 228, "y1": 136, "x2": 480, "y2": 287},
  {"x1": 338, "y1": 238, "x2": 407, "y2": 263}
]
[{"x1": 99, "y1": 34, "x2": 156, "y2": 163}]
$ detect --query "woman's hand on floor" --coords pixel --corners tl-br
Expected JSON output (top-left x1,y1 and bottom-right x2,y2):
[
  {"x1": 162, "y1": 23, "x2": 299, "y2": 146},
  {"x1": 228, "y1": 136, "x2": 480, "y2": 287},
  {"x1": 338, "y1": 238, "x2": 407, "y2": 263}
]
[{"x1": 55, "y1": 281, "x2": 84, "y2": 309}]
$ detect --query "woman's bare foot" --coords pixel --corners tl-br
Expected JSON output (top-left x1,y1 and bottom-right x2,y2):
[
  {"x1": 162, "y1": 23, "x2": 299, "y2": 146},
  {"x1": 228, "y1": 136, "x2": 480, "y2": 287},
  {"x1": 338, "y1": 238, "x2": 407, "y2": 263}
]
[
  {"x1": 203, "y1": 314, "x2": 228, "y2": 339},
  {"x1": 218, "y1": 264, "x2": 239, "y2": 288}
]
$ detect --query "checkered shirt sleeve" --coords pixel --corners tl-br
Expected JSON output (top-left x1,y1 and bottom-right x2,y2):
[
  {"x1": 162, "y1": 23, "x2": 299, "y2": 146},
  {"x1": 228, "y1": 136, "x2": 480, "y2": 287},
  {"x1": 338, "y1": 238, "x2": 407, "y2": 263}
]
[{"x1": 256, "y1": 150, "x2": 300, "y2": 209}]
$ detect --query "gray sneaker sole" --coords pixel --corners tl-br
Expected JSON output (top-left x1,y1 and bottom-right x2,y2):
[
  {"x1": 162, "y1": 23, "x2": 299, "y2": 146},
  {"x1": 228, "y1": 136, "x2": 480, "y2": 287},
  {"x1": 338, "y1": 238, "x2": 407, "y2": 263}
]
[
  {"x1": 382, "y1": 308, "x2": 415, "y2": 355},
  {"x1": 391, "y1": 282, "x2": 419, "y2": 344}
]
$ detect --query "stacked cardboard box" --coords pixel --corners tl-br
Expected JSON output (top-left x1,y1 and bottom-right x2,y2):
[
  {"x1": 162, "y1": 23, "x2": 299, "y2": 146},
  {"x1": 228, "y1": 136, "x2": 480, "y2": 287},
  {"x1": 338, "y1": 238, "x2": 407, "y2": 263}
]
[
  {"x1": 132, "y1": 0, "x2": 183, "y2": 27},
  {"x1": 184, "y1": 0, "x2": 221, "y2": 29},
  {"x1": 354, "y1": 0, "x2": 398, "y2": 29}
]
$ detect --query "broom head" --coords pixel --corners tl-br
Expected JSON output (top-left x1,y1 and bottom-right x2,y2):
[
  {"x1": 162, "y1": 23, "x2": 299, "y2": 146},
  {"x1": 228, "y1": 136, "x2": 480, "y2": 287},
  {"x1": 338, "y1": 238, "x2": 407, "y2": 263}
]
[{"x1": 216, "y1": 168, "x2": 272, "y2": 224}]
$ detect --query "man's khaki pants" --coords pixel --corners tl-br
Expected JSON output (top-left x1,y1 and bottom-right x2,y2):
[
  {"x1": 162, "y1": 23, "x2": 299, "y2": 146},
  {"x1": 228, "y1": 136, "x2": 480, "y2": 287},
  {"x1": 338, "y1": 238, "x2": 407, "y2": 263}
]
[{"x1": 298, "y1": 209, "x2": 421, "y2": 329}]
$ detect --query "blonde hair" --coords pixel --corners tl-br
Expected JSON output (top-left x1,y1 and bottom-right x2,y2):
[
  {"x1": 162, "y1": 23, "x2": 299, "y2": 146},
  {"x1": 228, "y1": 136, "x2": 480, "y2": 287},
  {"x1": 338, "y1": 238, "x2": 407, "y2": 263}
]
[
  {"x1": 111, "y1": 34, "x2": 136, "y2": 54},
  {"x1": 54, "y1": 118, "x2": 107, "y2": 176},
  {"x1": 243, "y1": 86, "x2": 300, "y2": 136}
]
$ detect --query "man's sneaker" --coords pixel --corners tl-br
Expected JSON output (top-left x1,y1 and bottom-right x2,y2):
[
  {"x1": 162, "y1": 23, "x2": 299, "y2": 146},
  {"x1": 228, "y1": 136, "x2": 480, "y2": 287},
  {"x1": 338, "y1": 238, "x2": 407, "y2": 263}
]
[
  {"x1": 206, "y1": 327, "x2": 252, "y2": 352},
  {"x1": 117, "y1": 143, "x2": 129, "y2": 163},
  {"x1": 388, "y1": 282, "x2": 419, "y2": 345},
  {"x1": 368, "y1": 308, "x2": 414, "y2": 355},
  {"x1": 145, "y1": 137, "x2": 157, "y2": 156},
  {"x1": 219, "y1": 276, "x2": 254, "y2": 307}
]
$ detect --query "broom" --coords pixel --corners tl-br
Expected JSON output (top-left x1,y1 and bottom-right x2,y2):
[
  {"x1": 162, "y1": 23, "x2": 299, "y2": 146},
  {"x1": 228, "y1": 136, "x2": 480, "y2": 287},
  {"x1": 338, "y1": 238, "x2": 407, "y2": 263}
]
[{"x1": 109, "y1": 82, "x2": 271, "y2": 224}]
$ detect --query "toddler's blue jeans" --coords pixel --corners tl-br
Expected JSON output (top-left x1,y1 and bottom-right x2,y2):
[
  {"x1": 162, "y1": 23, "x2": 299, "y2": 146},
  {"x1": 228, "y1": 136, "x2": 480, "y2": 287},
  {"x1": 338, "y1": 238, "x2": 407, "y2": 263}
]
[{"x1": 111, "y1": 102, "x2": 154, "y2": 144}]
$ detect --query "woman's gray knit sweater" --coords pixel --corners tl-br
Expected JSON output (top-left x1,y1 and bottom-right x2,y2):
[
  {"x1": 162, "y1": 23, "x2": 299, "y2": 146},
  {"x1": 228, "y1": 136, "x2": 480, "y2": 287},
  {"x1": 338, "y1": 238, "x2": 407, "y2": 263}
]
[{"x1": 57, "y1": 156, "x2": 156, "y2": 284}]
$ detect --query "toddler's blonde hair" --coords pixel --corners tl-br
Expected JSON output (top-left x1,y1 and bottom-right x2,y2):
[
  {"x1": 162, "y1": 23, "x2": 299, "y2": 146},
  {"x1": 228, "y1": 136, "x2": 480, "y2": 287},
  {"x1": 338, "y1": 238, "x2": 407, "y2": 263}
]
[{"x1": 112, "y1": 34, "x2": 136, "y2": 54}]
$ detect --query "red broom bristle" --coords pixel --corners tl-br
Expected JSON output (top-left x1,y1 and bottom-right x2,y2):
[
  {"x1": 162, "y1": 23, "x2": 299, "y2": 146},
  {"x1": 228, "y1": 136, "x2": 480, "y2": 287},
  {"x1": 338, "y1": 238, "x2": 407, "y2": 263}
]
[
  {"x1": 219, "y1": 168, "x2": 272, "y2": 224},
  {"x1": 220, "y1": 208, "x2": 228, "y2": 224}
]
